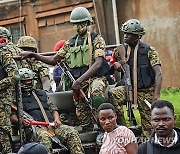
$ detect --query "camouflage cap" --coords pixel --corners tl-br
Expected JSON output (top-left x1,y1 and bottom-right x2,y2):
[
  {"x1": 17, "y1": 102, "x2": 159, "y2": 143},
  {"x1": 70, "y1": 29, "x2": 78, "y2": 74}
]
[
  {"x1": 0, "y1": 26, "x2": 11, "y2": 39},
  {"x1": 17, "y1": 36, "x2": 38, "y2": 52},
  {"x1": 19, "y1": 68, "x2": 35, "y2": 81}
]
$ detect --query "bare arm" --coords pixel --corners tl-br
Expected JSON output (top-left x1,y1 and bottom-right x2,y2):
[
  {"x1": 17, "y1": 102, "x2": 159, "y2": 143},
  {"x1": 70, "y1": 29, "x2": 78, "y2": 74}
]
[
  {"x1": 72, "y1": 57, "x2": 103, "y2": 90},
  {"x1": 21, "y1": 52, "x2": 62, "y2": 66},
  {"x1": 125, "y1": 142, "x2": 138, "y2": 154},
  {"x1": 113, "y1": 62, "x2": 123, "y2": 72},
  {"x1": 52, "y1": 110, "x2": 61, "y2": 128},
  {"x1": 152, "y1": 64, "x2": 162, "y2": 103}
]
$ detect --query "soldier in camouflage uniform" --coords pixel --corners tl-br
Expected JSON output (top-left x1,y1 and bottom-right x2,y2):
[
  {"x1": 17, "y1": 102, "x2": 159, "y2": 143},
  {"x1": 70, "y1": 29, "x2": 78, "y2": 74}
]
[
  {"x1": 108, "y1": 19, "x2": 162, "y2": 136},
  {"x1": 16, "y1": 36, "x2": 51, "y2": 91},
  {"x1": 21, "y1": 7, "x2": 109, "y2": 132},
  {"x1": 10, "y1": 68, "x2": 84, "y2": 154},
  {"x1": 0, "y1": 27, "x2": 19, "y2": 153}
]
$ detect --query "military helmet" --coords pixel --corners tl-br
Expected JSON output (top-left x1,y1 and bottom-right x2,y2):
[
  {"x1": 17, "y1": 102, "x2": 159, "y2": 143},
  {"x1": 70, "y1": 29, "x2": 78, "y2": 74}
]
[
  {"x1": 19, "y1": 68, "x2": 35, "y2": 81},
  {"x1": 0, "y1": 26, "x2": 11, "y2": 39},
  {"x1": 17, "y1": 36, "x2": 38, "y2": 52},
  {"x1": 70, "y1": 7, "x2": 92, "y2": 23},
  {"x1": 120, "y1": 19, "x2": 146, "y2": 36}
]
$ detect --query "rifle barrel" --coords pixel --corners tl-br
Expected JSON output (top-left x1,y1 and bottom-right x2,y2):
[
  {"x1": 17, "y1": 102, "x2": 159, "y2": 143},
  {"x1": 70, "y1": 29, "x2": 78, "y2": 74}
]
[{"x1": 57, "y1": 62, "x2": 97, "y2": 123}]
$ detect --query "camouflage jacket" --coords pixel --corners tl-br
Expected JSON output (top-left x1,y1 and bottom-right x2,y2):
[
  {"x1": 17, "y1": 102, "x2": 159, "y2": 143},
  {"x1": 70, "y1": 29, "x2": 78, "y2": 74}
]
[
  {"x1": 0, "y1": 43, "x2": 19, "y2": 99},
  {"x1": 7, "y1": 42, "x2": 50, "y2": 89}
]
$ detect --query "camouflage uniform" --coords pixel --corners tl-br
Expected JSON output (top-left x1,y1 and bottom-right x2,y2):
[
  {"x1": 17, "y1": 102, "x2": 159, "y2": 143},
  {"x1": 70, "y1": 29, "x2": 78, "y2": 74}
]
[
  {"x1": 26, "y1": 58, "x2": 50, "y2": 89},
  {"x1": 16, "y1": 36, "x2": 50, "y2": 90},
  {"x1": 109, "y1": 44, "x2": 161, "y2": 137},
  {"x1": 58, "y1": 33, "x2": 108, "y2": 131},
  {"x1": 11, "y1": 92, "x2": 84, "y2": 154},
  {"x1": 34, "y1": 95, "x2": 84, "y2": 154},
  {"x1": 57, "y1": 7, "x2": 109, "y2": 131},
  {"x1": 11, "y1": 68, "x2": 84, "y2": 154},
  {"x1": 36, "y1": 125, "x2": 84, "y2": 154},
  {"x1": 0, "y1": 36, "x2": 19, "y2": 153}
]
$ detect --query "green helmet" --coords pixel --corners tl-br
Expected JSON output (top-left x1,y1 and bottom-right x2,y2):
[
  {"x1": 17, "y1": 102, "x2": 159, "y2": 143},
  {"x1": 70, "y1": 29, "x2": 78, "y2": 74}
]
[
  {"x1": 120, "y1": 19, "x2": 146, "y2": 36},
  {"x1": 70, "y1": 7, "x2": 92, "y2": 23},
  {"x1": 19, "y1": 68, "x2": 35, "y2": 81},
  {"x1": 0, "y1": 26, "x2": 11, "y2": 39},
  {"x1": 17, "y1": 36, "x2": 38, "y2": 52}
]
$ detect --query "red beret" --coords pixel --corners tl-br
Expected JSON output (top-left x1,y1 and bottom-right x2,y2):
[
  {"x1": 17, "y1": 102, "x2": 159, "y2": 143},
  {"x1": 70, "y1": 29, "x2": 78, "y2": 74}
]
[{"x1": 54, "y1": 40, "x2": 66, "y2": 52}]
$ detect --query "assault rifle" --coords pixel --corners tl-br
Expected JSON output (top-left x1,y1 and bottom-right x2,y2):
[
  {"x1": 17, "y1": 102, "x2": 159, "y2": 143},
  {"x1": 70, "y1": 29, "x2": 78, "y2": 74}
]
[
  {"x1": 11, "y1": 103, "x2": 68, "y2": 151},
  {"x1": 15, "y1": 82, "x2": 26, "y2": 145},
  {"x1": 57, "y1": 62, "x2": 98, "y2": 124},
  {"x1": 121, "y1": 63, "x2": 138, "y2": 126}
]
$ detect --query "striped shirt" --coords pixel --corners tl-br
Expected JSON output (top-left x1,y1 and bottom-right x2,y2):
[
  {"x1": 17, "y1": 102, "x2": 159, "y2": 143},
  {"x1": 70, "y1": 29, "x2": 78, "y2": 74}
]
[{"x1": 99, "y1": 126, "x2": 136, "y2": 154}]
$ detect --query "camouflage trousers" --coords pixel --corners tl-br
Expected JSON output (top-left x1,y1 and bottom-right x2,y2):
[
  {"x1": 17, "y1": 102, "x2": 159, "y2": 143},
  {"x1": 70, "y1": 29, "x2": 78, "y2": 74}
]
[
  {"x1": 36, "y1": 125, "x2": 84, "y2": 154},
  {"x1": 74, "y1": 76, "x2": 108, "y2": 131},
  {"x1": 0, "y1": 102, "x2": 12, "y2": 154},
  {"x1": 108, "y1": 86, "x2": 154, "y2": 137}
]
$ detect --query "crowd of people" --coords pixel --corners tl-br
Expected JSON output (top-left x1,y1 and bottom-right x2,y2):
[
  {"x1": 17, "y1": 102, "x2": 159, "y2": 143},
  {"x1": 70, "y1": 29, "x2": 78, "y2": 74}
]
[{"x1": 0, "y1": 5, "x2": 179, "y2": 154}]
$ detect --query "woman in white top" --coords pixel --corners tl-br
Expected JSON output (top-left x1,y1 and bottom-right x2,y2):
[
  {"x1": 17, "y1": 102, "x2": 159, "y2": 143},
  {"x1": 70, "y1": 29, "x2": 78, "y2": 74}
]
[{"x1": 98, "y1": 103, "x2": 138, "y2": 154}]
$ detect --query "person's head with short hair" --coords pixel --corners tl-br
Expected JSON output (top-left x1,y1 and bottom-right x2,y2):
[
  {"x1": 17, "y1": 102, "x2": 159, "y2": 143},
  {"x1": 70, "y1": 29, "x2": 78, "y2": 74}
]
[
  {"x1": 151, "y1": 100, "x2": 175, "y2": 137},
  {"x1": 17, "y1": 142, "x2": 48, "y2": 154},
  {"x1": 98, "y1": 103, "x2": 118, "y2": 133}
]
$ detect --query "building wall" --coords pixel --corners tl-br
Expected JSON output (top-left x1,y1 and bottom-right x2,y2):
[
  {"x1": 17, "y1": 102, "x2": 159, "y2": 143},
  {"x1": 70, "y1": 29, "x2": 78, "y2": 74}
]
[
  {"x1": 137, "y1": 0, "x2": 180, "y2": 88},
  {"x1": 0, "y1": 0, "x2": 95, "y2": 52}
]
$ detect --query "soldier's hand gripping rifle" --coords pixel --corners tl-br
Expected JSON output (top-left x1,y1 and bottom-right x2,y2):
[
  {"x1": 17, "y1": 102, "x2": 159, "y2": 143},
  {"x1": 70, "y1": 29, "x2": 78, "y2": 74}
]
[
  {"x1": 57, "y1": 62, "x2": 98, "y2": 124},
  {"x1": 15, "y1": 81, "x2": 26, "y2": 145},
  {"x1": 11, "y1": 103, "x2": 68, "y2": 151},
  {"x1": 121, "y1": 63, "x2": 138, "y2": 126}
]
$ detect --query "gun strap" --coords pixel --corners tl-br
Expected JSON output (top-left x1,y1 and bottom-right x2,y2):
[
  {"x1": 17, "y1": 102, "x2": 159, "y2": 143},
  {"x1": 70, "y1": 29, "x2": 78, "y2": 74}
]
[
  {"x1": 87, "y1": 30, "x2": 93, "y2": 99},
  {"x1": 32, "y1": 91, "x2": 53, "y2": 131},
  {"x1": 133, "y1": 42, "x2": 139, "y2": 106}
]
